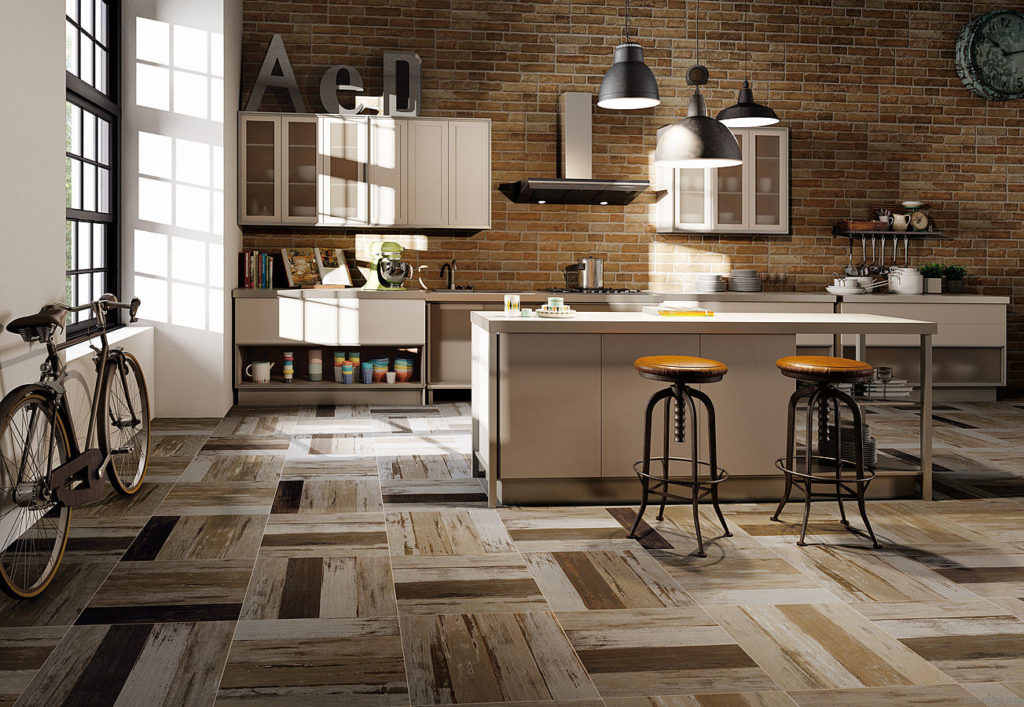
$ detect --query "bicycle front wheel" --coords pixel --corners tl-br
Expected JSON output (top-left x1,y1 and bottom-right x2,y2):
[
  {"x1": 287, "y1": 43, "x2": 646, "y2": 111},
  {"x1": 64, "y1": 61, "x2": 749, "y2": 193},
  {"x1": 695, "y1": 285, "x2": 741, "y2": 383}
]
[
  {"x1": 0, "y1": 389, "x2": 72, "y2": 598},
  {"x1": 98, "y1": 352, "x2": 151, "y2": 495}
]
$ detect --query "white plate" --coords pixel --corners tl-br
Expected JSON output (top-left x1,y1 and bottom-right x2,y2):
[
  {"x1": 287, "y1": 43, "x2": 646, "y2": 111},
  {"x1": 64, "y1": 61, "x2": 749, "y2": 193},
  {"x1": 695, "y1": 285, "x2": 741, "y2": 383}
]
[
  {"x1": 826, "y1": 286, "x2": 866, "y2": 295},
  {"x1": 537, "y1": 310, "x2": 576, "y2": 319}
]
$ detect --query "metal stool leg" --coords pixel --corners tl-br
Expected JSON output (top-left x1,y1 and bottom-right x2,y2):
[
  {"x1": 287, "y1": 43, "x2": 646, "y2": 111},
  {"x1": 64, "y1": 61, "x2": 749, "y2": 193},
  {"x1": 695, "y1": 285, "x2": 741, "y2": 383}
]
[
  {"x1": 680, "y1": 388, "x2": 706, "y2": 557},
  {"x1": 830, "y1": 394, "x2": 849, "y2": 527},
  {"x1": 772, "y1": 387, "x2": 806, "y2": 522},
  {"x1": 629, "y1": 387, "x2": 672, "y2": 538},
  {"x1": 690, "y1": 387, "x2": 731, "y2": 538},
  {"x1": 835, "y1": 387, "x2": 880, "y2": 548},
  {"x1": 656, "y1": 389, "x2": 672, "y2": 521},
  {"x1": 795, "y1": 387, "x2": 823, "y2": 546}
]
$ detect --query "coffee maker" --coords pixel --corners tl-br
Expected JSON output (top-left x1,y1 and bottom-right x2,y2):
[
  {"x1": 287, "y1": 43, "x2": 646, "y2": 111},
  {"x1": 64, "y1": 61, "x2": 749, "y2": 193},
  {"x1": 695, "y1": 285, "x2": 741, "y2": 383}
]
[{"x1": 363, "y1": 241, "x2": 413, "y2": 290}]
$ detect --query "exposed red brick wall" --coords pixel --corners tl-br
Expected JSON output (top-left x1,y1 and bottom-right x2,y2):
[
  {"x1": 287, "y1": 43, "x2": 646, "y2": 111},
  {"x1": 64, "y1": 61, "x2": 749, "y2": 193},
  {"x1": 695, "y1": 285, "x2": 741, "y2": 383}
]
[{"x1": 241, "y1": 0, "x2": 1024, "y2": 385}]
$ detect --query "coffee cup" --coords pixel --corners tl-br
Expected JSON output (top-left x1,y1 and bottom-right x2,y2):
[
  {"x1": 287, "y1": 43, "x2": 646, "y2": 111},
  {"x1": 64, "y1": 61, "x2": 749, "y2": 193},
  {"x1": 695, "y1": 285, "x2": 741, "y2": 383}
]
[
  {"x1": 245, "y1": 361, "x2": 274, "y2": 383},
  {"x1": 504, "y1": 294, "x2": 521, "y2": 315}
]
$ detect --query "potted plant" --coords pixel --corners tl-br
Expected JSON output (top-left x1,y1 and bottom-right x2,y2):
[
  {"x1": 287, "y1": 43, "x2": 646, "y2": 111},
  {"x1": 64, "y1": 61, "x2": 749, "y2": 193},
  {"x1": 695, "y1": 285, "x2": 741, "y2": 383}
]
[
  {"x1": 919, "y1": 263, "x2": 944, "y2": 294},
  {"x1": 944, "y1": 265, "x2": 967, "y2": 294}
]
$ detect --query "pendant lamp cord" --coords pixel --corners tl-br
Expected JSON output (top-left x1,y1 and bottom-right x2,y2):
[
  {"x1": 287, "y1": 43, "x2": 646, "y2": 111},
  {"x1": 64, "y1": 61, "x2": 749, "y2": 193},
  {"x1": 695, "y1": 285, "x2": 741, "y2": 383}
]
[
  {"x1": 623, "y1": 0, "x2": 631, "y2": 42},
  {"x1": 696, "y1": 0, "x2": 700, "y2": 65}
]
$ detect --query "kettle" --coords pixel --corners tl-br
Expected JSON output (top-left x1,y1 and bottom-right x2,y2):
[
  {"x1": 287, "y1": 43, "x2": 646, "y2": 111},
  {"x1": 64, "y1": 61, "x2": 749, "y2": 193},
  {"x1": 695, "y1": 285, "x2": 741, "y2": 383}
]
[{"x1": 578, "y1": 257, "x2": 604, "y2": 289}]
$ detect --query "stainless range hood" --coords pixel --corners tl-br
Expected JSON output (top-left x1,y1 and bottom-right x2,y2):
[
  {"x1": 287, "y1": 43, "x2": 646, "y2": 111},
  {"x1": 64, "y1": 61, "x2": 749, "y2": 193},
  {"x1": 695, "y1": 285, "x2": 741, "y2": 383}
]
[{"x1": 499, "y1": 93, "x2": 649, "y2": 206}]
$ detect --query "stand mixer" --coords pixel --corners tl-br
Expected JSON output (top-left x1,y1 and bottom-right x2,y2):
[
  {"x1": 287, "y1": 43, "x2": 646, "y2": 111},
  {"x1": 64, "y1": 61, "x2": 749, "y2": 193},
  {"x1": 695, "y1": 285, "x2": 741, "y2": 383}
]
[{"x1": 363, "y1": 241, "x2": 413, "y2": 290}]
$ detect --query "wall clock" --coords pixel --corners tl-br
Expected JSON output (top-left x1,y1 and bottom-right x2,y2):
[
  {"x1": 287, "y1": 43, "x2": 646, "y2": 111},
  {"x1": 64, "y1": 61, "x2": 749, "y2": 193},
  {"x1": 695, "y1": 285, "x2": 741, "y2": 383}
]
[{"x1": 955, "y1": 9, "x2": 1024, "y2": 100}]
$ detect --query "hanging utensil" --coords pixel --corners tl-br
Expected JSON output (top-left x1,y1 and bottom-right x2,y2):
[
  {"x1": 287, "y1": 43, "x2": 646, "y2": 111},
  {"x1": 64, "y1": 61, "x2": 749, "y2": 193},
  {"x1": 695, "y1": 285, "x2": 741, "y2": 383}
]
[
  {"x1": 858, "y1": 236, "x2": 868, "y2": 275},
  {"x1": 903, "y1": 234, "x2": 910, "y2": 267},
  {"x1": 868, "y1": 236, "x2": 879, "y2": 275},
  {"x1": 845, "y1": 237, "x2": 859, "y2": 276},
  {"x1": 879, "y1": 235, "x2": 887, "y2": 275},
  {"x1": 893, "y1": 236, "x2": 899, "y2": 269}
]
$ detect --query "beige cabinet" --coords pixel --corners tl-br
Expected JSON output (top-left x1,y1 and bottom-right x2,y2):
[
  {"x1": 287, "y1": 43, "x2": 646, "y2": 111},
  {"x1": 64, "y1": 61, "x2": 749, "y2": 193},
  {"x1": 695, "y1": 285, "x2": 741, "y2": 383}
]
[
  {"x1": 657, "y1": 127, "x2": 789, "y2": 235},
  {"x1": 406, "y1": 119, "x2": 450, "y2": 226},
  {"x1": 240, "y1": 114, "x2": 317, "y2": 225},
  {"x1": 368, "y1": 117, "x2": 406, "y2": 226},
  {"x1": 318, "y1": 115, "x2": 368, "y2": 226},
  {"x1": 239, "y1": 114, "x2": 281, "y2": 224},
  {"x1": 239, "y1": 114, "x2": 490, "y2": 229},
  {"x1": 447, "y1": 120, "x2": 491, "y2": 229}
]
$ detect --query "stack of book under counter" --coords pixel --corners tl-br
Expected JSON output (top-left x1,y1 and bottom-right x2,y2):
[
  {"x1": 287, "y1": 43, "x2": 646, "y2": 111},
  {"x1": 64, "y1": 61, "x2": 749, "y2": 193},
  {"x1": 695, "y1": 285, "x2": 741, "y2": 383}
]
[{"x1": 242, "y1": 251, "x2": 273, "y2": 289}]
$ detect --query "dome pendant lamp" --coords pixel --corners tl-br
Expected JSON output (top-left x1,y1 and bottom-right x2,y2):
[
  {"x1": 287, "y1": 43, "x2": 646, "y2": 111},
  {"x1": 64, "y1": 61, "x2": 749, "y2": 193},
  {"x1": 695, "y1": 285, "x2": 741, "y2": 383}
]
[
  {"x1": 598, "y1": 0, "x2": 660, "y2": 110},
  {"x1": 716, "y1": 79, "x2": 780, "y2": 127},
  {"x1": 653, "y1": 0, "x2": 741, "y2": 167}
]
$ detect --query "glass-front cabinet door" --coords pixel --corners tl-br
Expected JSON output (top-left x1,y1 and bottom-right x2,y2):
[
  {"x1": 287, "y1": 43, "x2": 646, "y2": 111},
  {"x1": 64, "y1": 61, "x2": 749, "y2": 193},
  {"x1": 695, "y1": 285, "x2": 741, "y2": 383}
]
[
  {"x1": 712, "y1": 132, "x2": 749, "y2": 231},
  {"x1": 317, "y1": 116, "x2": 368, "y2": 226},
  {"x1": 240, "y1": 115, "x2": 280, "y2": 223},
  {"x1": 282, "y1": 116, "x2": 317, "y2": 224},
  {"x1": 750, "y1": 129, "x2": 788, "y2": 233},
  {"x1": 674, "y1": 167, "x2": 710, "y2": 231}
]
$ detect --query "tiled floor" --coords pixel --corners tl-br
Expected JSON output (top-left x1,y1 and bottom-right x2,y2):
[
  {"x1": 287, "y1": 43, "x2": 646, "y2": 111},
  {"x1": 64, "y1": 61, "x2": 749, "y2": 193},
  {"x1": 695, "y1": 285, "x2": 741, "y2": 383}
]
[{"x1": 3, "y1": 400, "x2": 1024, "y2": 706}]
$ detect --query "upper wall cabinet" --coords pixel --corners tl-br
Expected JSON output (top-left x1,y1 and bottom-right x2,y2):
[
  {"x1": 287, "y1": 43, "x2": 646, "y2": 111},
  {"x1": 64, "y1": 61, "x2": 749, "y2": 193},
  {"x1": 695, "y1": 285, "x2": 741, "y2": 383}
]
[
  {"x1": 656, "y1": 126, "x2": 789, "y2": 235},
  {"x1": 238, "y1": 113, "x2": 491, "y2": 230}
]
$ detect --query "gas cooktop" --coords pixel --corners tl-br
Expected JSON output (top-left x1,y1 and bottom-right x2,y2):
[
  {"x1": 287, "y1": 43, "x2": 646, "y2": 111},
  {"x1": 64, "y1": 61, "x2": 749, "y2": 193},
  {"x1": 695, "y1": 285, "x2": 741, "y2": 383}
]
[{"x1": 541, "y1": 287, "x2": 646, "y2": 294}]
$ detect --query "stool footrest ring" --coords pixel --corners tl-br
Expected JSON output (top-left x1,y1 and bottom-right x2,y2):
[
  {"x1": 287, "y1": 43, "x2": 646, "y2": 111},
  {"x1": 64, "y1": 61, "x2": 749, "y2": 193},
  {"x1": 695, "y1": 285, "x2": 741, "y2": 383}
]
[
  {"x1": 774, "y1": 456, "x2": 877, "y2": 485},
  {"x1": 632, "y1": 457, "x2": 729, "y2": 487}
]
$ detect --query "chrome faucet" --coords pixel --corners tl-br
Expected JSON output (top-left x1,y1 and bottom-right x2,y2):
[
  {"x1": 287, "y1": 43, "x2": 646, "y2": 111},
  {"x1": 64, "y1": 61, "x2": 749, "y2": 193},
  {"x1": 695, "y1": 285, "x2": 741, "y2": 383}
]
[{"x1": 440, "y1": 260, "x2": 457, "y2": 290}]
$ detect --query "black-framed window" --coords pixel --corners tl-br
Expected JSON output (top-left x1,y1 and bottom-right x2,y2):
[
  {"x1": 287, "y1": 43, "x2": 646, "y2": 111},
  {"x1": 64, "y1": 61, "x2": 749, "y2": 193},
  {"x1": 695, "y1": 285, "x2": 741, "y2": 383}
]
[{"x1": 66, "y1": 0, "x2": 119, "y2": 331}]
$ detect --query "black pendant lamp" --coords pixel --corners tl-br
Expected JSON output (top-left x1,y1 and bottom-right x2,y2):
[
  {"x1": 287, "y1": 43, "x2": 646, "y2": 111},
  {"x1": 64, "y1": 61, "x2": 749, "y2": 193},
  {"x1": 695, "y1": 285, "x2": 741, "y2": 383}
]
[
  {"x1": 716, "y1": 79, "x2": 780, "y2": 127},
  {"x1": 653, "y1": 0, "x2": 741, "y2": 167},
  {"x1": 598, "y1": 0, "x2": 660, "y2": 110}
]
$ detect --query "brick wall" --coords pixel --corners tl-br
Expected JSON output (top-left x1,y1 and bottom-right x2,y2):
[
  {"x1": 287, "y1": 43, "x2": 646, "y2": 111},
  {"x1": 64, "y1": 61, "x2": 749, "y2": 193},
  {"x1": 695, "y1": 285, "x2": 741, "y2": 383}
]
[{"x1": 241, "y1": 0, "x2": 1024, "y2": 385}]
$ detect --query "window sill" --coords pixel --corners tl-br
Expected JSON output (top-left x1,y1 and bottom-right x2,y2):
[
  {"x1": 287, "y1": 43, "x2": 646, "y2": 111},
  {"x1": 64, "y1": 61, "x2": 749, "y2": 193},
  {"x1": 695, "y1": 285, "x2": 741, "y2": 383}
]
[{"x1": 65, "y1": 326, "x2": 153, "y2": 363}]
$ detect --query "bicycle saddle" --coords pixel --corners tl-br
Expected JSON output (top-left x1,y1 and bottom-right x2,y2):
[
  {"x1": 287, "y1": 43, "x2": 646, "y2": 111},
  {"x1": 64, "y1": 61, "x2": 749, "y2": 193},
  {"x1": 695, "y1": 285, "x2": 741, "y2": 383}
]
[{"x1": 6, "y1": 305, "x2": 67, "y2": 342}]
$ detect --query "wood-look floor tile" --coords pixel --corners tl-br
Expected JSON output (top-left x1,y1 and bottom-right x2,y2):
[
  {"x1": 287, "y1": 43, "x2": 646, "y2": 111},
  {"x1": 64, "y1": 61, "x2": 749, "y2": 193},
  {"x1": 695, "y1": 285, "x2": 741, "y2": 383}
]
[
  {"x1": 499, "y1": 508, "x2": 640, "y2": 552},
  {"x1": 605, "y1": 693, "x2": 796, "y2": 706},
  {"x1": 524, "y1": 549, "x2": 695, "y2": 611},
  {"x1": 242, "y1": 555, "x2": 396, "y2": 620},
  {"x1": 63, "y1": 517, "x2": 148, "y2": 561},
  {"x1": 180, "y1": 452, "x2": 285, "y2": 483},
  {"x1": 770, "y1": 544, "x2": 982, "y2": 603},
  {"x1": 141, "y1": 457, "x2": 191, "y2": 483},
  {"x1": 259, "y1": 513, "x2": 389, "y2": 557},
  {"x1": 150, "y1": 417, "x2": 221, "y2": 435},
  {"x1": 0, "y1": 562, "x2": 115, "y2": 627},
  {"x1": 73, "y1": 481, "x2": 172, "y2": 519},
  {"x1": 77, "y1": 560, "x2": 250, "y2": 624},
  {"x1": 786, "y1": 684, "x2": 983, "y2": 706},
  {"x1": 281, "y1": 456, "x2": 379, "y2": 479},
  {"x1": 392, "y1": 554, "x2": 548, "y2": 615},
  {"x1": 651, "y1": 551, "x2": 840, "y2": 606},
  {"x1": 218, "y1": 618, "x2": 408, "y2": 702},
  {"x1": 853, "y1": 600, "x2": 1024, "y2": 683},
  {"x1": 156, "y1": 482, "x2": 277, "y2": 516},
  {"x1": 377, "y1": 452, "x2": 473, "y2": 480},
  {"x1": 963, "y1": 681, "x2": 1024, "y2": 703},
  {"x1": 16, "y1": 621, "x2": 234, "y2": 706},
  {"x1": 0, "y1": 627, "x2": 67, "y2": 705},
  {"x1": 372, "y1": 433, "x2": 470, "y2": 459},
  {"x1": 148, "y1": 434, "x2": 209, "y2": 459},
  {"x1": 201, "y1": 435, "x2": 292, "y2": 453},
  {"x1": 386, "y1": 509, "x2": 516, "y2": 555},
  {"x1": 122, "y1": 514, "x2": 266, "y2": 561},
  {"x1": 380, "y1": 478, "x2": 487, "y2": 509},
  {"x1": 558, "y1": 608, "x2": 777, "y2": 697},
  {"x1": 214, "y1": 414, "x2": 296, "y2": 436},
  {"x1": 707, "y1": 603, "x2": 952, "y2": 690},
  {"x1": 401, "y1": 611, "x2": 599, "y2": 704},
  {"x1": 288, "y1": 433, "x2": 374, "y2": 458}
]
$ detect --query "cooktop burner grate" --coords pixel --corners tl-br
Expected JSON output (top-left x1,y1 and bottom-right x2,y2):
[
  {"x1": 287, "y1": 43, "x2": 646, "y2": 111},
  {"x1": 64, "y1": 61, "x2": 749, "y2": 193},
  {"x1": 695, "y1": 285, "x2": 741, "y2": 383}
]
[{"x1": 541, "y1": 287, "x2": 645, "y2": 294}]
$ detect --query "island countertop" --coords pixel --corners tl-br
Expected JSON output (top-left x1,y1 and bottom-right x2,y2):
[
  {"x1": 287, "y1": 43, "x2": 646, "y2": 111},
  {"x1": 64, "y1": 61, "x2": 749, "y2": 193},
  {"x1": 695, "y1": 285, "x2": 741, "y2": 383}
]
[{"x1": 470, "y1": 310, "x2": 938, "y2": 336}]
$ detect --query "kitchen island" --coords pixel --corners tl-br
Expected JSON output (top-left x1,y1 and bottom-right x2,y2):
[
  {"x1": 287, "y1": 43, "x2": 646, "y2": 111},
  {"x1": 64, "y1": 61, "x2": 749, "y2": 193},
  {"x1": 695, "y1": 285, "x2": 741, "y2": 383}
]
[{"x1": 471, "y1": 310, "x2": 938, "y2": 508}]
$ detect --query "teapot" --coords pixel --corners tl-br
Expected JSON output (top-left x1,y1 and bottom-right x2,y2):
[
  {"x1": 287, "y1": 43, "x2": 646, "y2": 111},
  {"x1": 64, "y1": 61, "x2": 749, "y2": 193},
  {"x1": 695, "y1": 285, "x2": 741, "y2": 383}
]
[{"x1": 889, "y1": 213, "x2": 911, "y2": 232}]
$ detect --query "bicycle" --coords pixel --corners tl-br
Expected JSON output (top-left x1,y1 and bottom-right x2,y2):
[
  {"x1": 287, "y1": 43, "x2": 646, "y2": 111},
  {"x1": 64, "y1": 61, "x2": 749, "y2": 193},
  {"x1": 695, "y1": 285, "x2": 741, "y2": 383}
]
[{"x1": 0, "y1": 294, "x2": 149, "y2": 598}]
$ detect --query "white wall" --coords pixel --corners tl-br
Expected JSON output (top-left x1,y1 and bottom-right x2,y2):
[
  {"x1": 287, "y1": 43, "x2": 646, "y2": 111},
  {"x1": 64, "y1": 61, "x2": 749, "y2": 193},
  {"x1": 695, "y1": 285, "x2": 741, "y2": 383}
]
[
  {"x1": 121, "y1": 0, "x2": 242, "y2": 417},
  {"x1": 0, "y1": 1, "x2": 66, "y2": 395}
]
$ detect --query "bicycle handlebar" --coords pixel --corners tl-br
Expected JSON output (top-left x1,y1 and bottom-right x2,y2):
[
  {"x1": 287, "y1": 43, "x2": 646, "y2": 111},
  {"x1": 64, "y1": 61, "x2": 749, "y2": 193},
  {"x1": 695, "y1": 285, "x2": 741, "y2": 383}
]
[{"x1": 53, "y1": 295, "x2": 142, "y2": 323}]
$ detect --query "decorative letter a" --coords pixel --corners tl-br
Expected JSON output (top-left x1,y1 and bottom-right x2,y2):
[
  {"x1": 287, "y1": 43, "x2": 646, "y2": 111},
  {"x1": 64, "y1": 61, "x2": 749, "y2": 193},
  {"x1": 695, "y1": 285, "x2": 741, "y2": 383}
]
[{"x1": 246, "y1": 34, "x2": 306, "y2": 113}]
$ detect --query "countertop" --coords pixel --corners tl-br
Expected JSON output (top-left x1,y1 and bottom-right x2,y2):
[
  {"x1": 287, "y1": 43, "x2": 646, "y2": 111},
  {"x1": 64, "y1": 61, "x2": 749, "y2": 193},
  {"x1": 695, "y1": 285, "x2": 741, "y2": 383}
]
[
  {"x1": 231, "y1": 288, "x2": 1008, "y2": 305},
  {"x1": 470, "y1": 310, "x2": 938, "y2": 335}
]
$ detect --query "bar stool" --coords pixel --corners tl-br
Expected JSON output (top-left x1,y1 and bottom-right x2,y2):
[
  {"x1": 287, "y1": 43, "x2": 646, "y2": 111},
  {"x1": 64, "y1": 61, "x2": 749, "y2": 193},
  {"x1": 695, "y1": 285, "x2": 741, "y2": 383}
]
[
  {"x1": 628, "y1": 355, "x2": 731, "y2": 557},
  {"x1": 771, "y1": 355, "x2": 879, "y2": 548}
]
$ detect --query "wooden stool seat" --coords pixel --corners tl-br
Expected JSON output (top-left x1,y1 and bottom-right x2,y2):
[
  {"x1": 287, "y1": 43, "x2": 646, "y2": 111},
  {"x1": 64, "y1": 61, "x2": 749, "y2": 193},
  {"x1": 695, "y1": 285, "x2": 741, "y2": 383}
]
[
  {"x1": 634, "y1": 355, "x2": 728, "y2": 383},
  {"x1": 776, "y1": 356, "x2": 874, "y2": 384}
]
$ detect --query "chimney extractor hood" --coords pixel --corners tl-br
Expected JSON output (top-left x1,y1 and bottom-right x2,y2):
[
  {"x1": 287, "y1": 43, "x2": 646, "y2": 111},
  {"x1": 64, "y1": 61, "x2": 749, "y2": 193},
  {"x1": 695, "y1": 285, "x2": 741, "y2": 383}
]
[{"x1": 499, "y1": 92, "x2": 649, "y2": 206}]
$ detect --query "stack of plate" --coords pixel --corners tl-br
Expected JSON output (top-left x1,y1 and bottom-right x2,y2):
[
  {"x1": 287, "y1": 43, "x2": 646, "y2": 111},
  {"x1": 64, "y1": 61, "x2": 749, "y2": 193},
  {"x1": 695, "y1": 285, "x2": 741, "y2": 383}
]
[
  {"x1": 727, "y1": 270, "x2": 762, "y2": 292},
  {"x1": 818, "y1": 422, "x2": 878, "y2": 466},
  {"x1": 695, "y1": 274, "x2": 728, "y2": 293}
]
